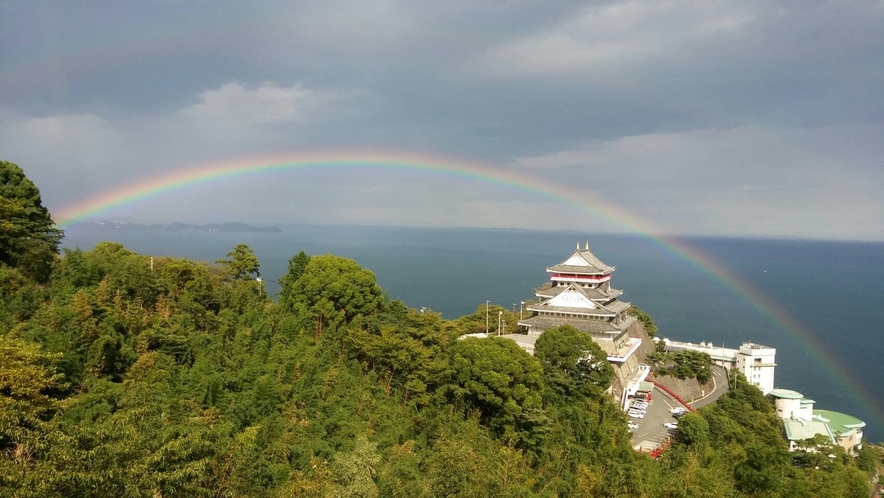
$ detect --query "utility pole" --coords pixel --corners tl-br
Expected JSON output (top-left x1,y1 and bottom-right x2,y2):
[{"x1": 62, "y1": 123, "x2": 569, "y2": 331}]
[
  {"x1": 486, "y1": 300, "x2": 490, "y2": 334},
  {"x1": 498, "y1": 310, "x2": 503, "y2": 335},
  {"x1": 519, "y1": 301, "x2": 524, "y2": 320}
]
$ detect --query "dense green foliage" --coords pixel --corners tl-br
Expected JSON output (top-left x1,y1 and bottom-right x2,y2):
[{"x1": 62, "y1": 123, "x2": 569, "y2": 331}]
[
  {"x1": 0, "y1": 166, "x2": 877, "y2": 496},
  {"x1": 0, "y1": 161, "x2": 63, "y2": 283},
  {"x1": 535, "y1": 325, "x2": 614, "y2": 399},
  {"x1": 1, "y1": 242, "x2": 875, "y2": 497},
  {"x1": 629, "y1": 305, "x2": 657, "y2": 337},
  {"x1": 648, "y1": 346, "x2": 714, "y2": 384},
  {"x1": 216, "y1": 243, "x2": 262, "y2": 280}
]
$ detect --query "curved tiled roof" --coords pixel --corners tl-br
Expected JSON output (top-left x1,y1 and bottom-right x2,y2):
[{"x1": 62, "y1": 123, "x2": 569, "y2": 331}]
[
  {"x1": 518, "y1": 315, "x2": 623, "y2": 334},
  {"x1": 604, "y1": 300, "x2": 632, "y2": 313},
  {"x1": 527, "y1": 303, "x2": 616, "y2": 316},
  {"x1": 535, "y1": 284, "x2": 622, "y2": 301},
  {"x1": 547, "y1": 246, "x2": 615, "y2": 275},
  {"x1": 547, "y1": 264, "x2": 610, "y2": 275}
]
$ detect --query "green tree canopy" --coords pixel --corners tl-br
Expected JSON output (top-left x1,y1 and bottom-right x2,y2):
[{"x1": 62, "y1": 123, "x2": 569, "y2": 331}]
[
  {"x1": 445, "y1": 337, "x2": 546, "y2": 445},
  {"x1": 629, "y1": 305, "x2": 658, "y2": 337},
  {"x1": 0, "y1": 238, "x2": 876, "y2": 497},
  {"x1": 217, "y1": 244, "x2": 261, "y2": 280},
  {"x1": 534, "y1": 325, "x2": 614, "y2": 398},
  {"x1": 282, "y1": 254, "x2": 383, "y2": 329},
  {"x1": 0, "y1": 335, "x2": 67, "y2": 492},
  {"x1": 277, "y1": 251, "x2": 310, "y2": 304},
  {"x1": 676, "y1": 412, "x2": 710, "y2": 447},
  {"x1": 674, "y1": 350, "x2": 713, "y2": 384},
  {"x1": 0, "y1": 161, "x2": 63, "y2": 282}
]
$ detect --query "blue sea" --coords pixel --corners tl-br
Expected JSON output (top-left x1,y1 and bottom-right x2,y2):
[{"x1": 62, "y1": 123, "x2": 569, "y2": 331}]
[{"x1": 63, "y1": 224, "x2": 884, "y2": 442}]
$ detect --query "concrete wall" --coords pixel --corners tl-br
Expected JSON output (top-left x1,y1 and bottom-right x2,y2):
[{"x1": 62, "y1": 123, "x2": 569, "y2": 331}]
[{"x1": 610, "y1": 320, "x2": 654, "y2": 398}]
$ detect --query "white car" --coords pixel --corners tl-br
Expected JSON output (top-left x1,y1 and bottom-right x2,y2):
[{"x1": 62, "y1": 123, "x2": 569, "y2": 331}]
[
  {"x1": 628, "y1": 412, "x2": 645, "y2": 419},
  {"x1": 664, "y1": 422, "x2": 679, "y2": 430},
  {"x1": 670, "y1": 407, "x2": 688, "y2": 415}
]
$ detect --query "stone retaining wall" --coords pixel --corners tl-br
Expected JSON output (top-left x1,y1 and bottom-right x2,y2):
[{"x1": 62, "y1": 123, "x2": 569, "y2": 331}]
[{"x1": 648, "y1": 372, "x2": 714, "y2": 403}]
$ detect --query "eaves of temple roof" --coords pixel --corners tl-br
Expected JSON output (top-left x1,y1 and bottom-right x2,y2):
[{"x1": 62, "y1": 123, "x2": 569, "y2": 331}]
[
  {"x1": 527, "y1": 303, "x2": 617, "y2": 316},
  {"x1": 527, "y1": 297, "x2": 630, "y2": 315},
  {"x1": 546, "y1": 264, "x2": 612, "y2": 275},
  {"x1": 546, "y1": 244, "x2": 615, "y2": 275},
  {"x1": 605, "y1": 300, "x2": 632, "y2": 313},
  {"x1": 535, "y1": 284, "x2": 623, "y2": 301},
  {"x1": 517, "y1": 315, "x2": 624, "y2": 335}
]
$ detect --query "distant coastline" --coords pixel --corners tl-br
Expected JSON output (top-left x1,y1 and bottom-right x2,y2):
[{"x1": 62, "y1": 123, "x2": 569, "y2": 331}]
[{"x1": 78, "y1": 221, "x2": 282, "y2": 233}]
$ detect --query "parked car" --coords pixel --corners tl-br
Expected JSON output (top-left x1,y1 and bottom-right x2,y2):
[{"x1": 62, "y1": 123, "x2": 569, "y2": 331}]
[
  {"x1": 664, "y1": 422, "x2": 679, "y2": 430},
  {"x1": 670, "y1": 407, "x2": 688, "y2": 415}
]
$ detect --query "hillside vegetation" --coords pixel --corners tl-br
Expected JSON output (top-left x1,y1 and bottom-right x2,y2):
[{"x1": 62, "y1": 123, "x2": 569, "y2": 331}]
[{"x1": 1, "y1": 161, "x2": 878, "y2": 497}]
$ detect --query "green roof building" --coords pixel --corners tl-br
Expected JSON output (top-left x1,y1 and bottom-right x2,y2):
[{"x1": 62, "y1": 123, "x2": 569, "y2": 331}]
[
  {"x1": 769, "y1": 389, "x2": 866, "y2": 455},
  {"x1": 813, "y1": 409, "x2": 866, "y2": 454}
]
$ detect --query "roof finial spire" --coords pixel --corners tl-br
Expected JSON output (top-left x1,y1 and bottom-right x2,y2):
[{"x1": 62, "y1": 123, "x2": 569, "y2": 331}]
[
  {"x1": 576, "y1": 242, "x2": 580, "y2": 250},
  {"x1": 585, "y1": 241, "x2": 589, "y2": 250}
]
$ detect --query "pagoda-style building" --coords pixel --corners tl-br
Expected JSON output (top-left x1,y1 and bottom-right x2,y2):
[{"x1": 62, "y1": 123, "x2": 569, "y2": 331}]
[
  {"x1": 517, "y1": 242, "x2": 653, "y2": 399},
  {"x1": 520, "y1": 242, "x2": 636, "y2": 346}
]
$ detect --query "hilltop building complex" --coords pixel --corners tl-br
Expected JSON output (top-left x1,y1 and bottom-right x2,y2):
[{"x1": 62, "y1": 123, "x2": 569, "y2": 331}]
[
  {"x1": 661, "y1": 338, "x2": 777, "y2": 394},
  {"x1": 504, "y1": 243, "x2": 654, "y2": 402},
  {"x1": 770, "y1": 389, "x2": 865, "y2": 455},
  {"x1": 464, "y1": 242, "x2": 868, "y2": 456}
]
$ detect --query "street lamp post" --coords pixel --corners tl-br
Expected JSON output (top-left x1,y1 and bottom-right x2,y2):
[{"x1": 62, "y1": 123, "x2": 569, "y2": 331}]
[
  {"x1": 519, "y1": 301, "x2": 524, "y2": 320},
  {"x1": 485, "y1": 300, "x2": 490, "y2": 334},
  {"x1": 498, "y1": 310, "x2": 503, "y2": 335}
]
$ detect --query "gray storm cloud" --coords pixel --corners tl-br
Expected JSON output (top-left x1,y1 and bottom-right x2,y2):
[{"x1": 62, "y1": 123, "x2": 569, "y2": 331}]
[{"x1": 1, "y1": 0, "x2": 882, "y2": 240}]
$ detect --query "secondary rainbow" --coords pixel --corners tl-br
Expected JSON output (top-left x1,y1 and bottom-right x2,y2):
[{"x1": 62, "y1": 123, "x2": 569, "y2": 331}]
[{"x1": 54, "y1": 150, "x2": 883, "y2": 427}]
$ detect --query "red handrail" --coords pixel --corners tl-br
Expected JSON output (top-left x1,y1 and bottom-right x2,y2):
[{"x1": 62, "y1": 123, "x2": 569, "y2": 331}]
[{"x1": 649, "y1": 380, "x2": 697, "y2": 413}]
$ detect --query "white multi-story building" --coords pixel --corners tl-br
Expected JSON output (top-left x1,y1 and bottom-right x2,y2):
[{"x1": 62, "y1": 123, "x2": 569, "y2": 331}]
[
  {"x1": 735, "y1": 343, "x2": 776, "y2": 395},
  {"x1": 661, "y1": 339, "x2": 776, "y2": 395}
]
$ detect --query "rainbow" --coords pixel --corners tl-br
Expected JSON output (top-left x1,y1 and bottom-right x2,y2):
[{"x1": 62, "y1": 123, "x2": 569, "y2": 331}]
[
  {"x1": 55, "y1": 150, "x2": 656, "y2": 232},
  {"x1": 54, "y1": 150, "x2": 882, "y2": 427}
]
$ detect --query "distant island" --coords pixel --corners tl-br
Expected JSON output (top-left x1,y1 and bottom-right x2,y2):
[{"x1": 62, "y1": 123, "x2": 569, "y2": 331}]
[{"x1": 79, "y1": 221, "x2": 282, "y2": 233}]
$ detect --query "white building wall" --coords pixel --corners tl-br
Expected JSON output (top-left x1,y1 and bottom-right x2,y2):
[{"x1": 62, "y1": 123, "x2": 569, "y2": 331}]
[
  {"x1": 736, "y1": 343, "x2": 776, "y2": 395},
  {"x1": 775, "y1": 398, "x2": 801, "y2": 419},
  {"x1": 798, "y1": 402, "x2": 814, "y2": 421}
]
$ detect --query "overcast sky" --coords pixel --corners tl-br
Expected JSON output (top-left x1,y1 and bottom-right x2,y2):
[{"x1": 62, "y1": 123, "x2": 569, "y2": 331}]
[{"x1": 2, "y1": 1, "x2": 882, "y2": 240}]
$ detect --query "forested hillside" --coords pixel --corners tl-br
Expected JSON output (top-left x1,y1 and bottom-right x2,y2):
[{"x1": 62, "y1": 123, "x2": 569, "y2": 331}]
[{"x1": 1, "y1": 161, "x2": 878, "y2": 497}]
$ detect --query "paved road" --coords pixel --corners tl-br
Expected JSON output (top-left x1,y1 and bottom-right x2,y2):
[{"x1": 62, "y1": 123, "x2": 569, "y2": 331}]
[
  {"x1": 691, "y1": 365, "x2": 730, "y2": 409},
  {"x1": 630, "y1": 366, "x2": 731, "y2": 449},
  {"x1": 630, "y1": 387, "x2": 679, "y2": 450}
]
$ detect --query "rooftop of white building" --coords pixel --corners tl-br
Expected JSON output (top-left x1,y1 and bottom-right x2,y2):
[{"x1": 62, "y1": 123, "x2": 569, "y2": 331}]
[
  {"x1": 813, "y1": 410, "x2": 866, "y2": 437},
  {"x1": 783, "y1": 418, "x2": 836, "y2": 444},
  {"x1": 742, "y1": 342, "x2": 772, "y2": 349},
  {"x1": 769, "y1": 388, "x2": 804, "y2": 399}
]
